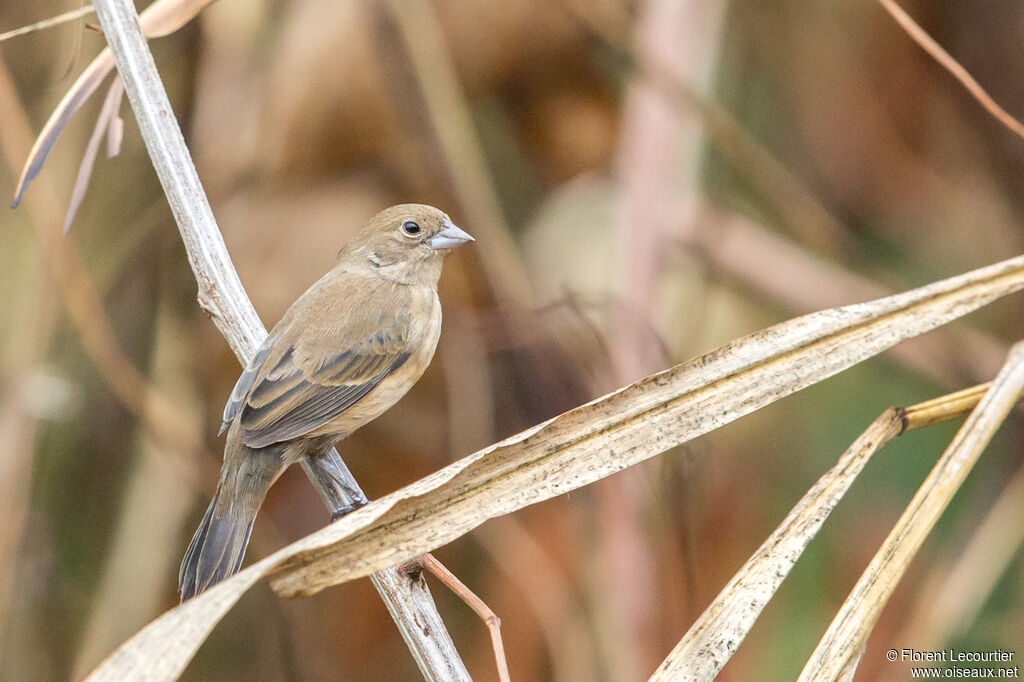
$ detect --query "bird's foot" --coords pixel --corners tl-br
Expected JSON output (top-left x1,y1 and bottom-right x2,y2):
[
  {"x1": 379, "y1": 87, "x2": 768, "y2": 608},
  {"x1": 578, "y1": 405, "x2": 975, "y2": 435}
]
[{"x1": 331, "y1": 498, "x2": 369, "y2": 521}]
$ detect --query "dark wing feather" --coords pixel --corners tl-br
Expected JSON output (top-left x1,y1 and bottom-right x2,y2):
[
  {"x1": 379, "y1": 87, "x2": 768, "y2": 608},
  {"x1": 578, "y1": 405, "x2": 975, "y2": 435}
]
[
  {"x1": 238, "y1": 312, "x2": 413, "y2": 448},
  {"x1": 220, "y1": 343, "x2": 274, "y2": 435}
]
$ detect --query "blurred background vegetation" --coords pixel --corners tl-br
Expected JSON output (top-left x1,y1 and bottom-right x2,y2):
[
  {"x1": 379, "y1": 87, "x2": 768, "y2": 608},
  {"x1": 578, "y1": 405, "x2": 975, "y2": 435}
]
[{"x1": 1, "y1": 0, "x2": 1023, "y2": 679}]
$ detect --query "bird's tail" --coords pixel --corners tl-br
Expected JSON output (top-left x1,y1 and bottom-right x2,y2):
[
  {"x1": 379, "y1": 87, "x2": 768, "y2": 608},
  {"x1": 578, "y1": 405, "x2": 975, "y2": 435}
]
[{"x1": 179, "y1": 447, "x2": 283, "y2": 601}]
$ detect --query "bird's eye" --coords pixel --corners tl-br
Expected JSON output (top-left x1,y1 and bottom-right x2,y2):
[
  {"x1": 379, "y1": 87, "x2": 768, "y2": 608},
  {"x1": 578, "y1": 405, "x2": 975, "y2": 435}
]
[{"x1": 401, "y1": 221, "x2": 421, "y2": 237}]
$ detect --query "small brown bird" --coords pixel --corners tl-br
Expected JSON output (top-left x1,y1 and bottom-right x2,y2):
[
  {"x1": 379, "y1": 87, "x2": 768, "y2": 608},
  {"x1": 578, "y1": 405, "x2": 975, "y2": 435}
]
[{"x1": 179, "y1": 204, "x2": 473, "y2": 600}]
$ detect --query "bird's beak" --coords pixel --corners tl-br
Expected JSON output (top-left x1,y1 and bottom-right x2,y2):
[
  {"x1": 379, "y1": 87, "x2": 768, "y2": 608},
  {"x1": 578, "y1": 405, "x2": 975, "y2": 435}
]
[{"x1": 429, "y1": 218, "x2": 475, "y2": 250}]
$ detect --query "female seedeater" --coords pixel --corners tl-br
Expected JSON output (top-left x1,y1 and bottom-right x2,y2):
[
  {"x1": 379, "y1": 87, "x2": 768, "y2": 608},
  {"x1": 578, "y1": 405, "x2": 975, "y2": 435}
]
[{"x1": 179, "y1": 204, "x2": 473, "y2": 600}]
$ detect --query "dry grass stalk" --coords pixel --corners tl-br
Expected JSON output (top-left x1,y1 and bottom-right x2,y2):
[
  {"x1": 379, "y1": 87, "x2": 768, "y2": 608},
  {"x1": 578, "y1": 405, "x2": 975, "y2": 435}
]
[
  {"x1": 415, "y1": 554, "x2": 512, "y2": 682},
  {"x1": 648, "y1": 382, "x2": 994, "y2": 680},
  {"x1": 878, "y1": 0, "x2": 1024, "y2": 141},
  {"x1": 798, "y1": 342, "x2": 1024, "y2": 680}
]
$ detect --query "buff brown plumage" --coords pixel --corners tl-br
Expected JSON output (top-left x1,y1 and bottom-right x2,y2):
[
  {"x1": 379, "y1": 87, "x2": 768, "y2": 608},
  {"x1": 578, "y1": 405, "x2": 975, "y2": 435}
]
[{"x1": 179, "y1": 204, "x2": 473, "y2": 600}]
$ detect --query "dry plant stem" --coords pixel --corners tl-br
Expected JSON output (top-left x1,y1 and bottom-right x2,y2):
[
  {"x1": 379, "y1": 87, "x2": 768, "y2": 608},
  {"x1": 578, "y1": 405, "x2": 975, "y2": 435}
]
[
  {"x1": 415, "y1": 554, "x2": 511, "y2": 682},
  {"x1": 13, "y1": 0, "x2": 217, "y2": 207},
  {"x1": 649, "y1": 380, "x2": 1000, "y2": 681},
  {"x1": 798, "y1": 341, "x2": 1024, "y2": 681},
  {"x1": 87, "y1": 0, "x2": 468, "y2": 679},
  {"x1": 368, "y1": 571, "x2": 471, "y2": 682},
  {"x1": 878, "y1": 0, "x2": 1024, "y2": 141},
  {"x1": 900, "y1": 383, "x2": 992, "y2": 430},
  {"x1": 474, "y1": 518, "x2": 598, "y2": 682},
  {"x1": 895, "y1": 462, "x2": 1024, "y2": 647},
  {"x1": 649, "y1": 411, "x2": 904, "y2": 682},
  {"x1": 83, "y1": 250, "x2": 1024, "y2": 680},
  {"x1": 0, "y1": 5, "x2": 96, "y2": 42}
]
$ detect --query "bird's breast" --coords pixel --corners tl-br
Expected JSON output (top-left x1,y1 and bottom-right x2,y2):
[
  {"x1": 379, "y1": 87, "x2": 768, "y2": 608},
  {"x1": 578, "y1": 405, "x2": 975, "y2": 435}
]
[{"x1": 306, "y1": 289, "x2": 442, "y2": 441}]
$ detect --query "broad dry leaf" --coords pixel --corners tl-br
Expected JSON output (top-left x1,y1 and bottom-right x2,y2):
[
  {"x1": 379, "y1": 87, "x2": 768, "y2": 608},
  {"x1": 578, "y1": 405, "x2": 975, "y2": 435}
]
[{"x1": 87, "y1": 254, "x2": 1024, "y2": 681}]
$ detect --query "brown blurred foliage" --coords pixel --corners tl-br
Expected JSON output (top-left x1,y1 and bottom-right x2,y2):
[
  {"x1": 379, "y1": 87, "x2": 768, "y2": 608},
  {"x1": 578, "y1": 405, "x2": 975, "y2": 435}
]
[{"x1": 1, "y1": 0, "x2": 1022, "y2": 680}]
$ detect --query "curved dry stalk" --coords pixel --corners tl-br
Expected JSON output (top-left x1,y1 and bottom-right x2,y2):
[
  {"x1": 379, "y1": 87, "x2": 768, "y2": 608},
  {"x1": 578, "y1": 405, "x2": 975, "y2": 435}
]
[
  {"x1": 474, "y1": 517, "x2": 599, "y2": 682},
  {"x1": 894, "y1": 462, "x2": 1024, "y2": 649},
  {"x1": 415, "y1": 554, "x2": 511, "y2": 682},
  {"x1": 798, "y1": 341, "x2": 1024, "y2": 681},
  {"x1": 12, "y1": 0, "x2": 217, "y2": 208},
  {"x1": 878, "y1": 0, "x2": 1024, "y2": 142},
  {"x1": 84, "y1": 250, "x2": 1024, "y2": 681},
  {"x1": 648, "y1": 382, "x2": 995, "y2": 681},
  {"x1": 83, "y1": 0, "x2": 470, "y2": 679}
]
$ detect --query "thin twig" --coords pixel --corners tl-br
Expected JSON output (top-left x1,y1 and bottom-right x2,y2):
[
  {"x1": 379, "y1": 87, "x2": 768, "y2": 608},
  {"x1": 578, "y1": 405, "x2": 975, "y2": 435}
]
[
  {"x1": 86, "y1": 0, "x2": 469, "y2": 678},
  {"x1": 878, "y1": 0, "x2": 1024, "y2": 141},
  {"x1": 475, "y1": 518, "x2": 599, "y2": 682},
  {"x1": 0, "y1": 5, "x2": 95, "y2": 43},
  {"x1": 416, "y1": 554, "x2": 512, "y2": 682}
]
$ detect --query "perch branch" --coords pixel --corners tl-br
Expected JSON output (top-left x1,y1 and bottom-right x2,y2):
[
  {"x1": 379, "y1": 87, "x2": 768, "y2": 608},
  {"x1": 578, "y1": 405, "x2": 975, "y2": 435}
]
[{"x1": 87, "y1": 0, "x2": 469, "y2": 678}]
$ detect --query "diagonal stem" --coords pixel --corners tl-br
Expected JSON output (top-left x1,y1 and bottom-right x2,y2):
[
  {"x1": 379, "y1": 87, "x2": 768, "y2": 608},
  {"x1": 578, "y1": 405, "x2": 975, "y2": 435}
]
[{"x1": 88, "y1": 0, "x2": 468, "y2": 678}]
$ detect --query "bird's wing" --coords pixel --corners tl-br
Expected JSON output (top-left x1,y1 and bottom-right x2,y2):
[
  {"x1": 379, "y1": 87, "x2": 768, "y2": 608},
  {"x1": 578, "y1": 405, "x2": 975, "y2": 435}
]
[
  {"x1": 236, "y1": 306, "x2": 413, "y2": 449},
  {"x1": 220, "y1": 343, "x2": 274, "y2": 435}
]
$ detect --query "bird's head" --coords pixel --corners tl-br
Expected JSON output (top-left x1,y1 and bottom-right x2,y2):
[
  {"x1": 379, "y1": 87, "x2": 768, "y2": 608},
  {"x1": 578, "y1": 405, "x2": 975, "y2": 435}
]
[{"x1": 344, "y1": 204, "x2": 474, "y2": 286}]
